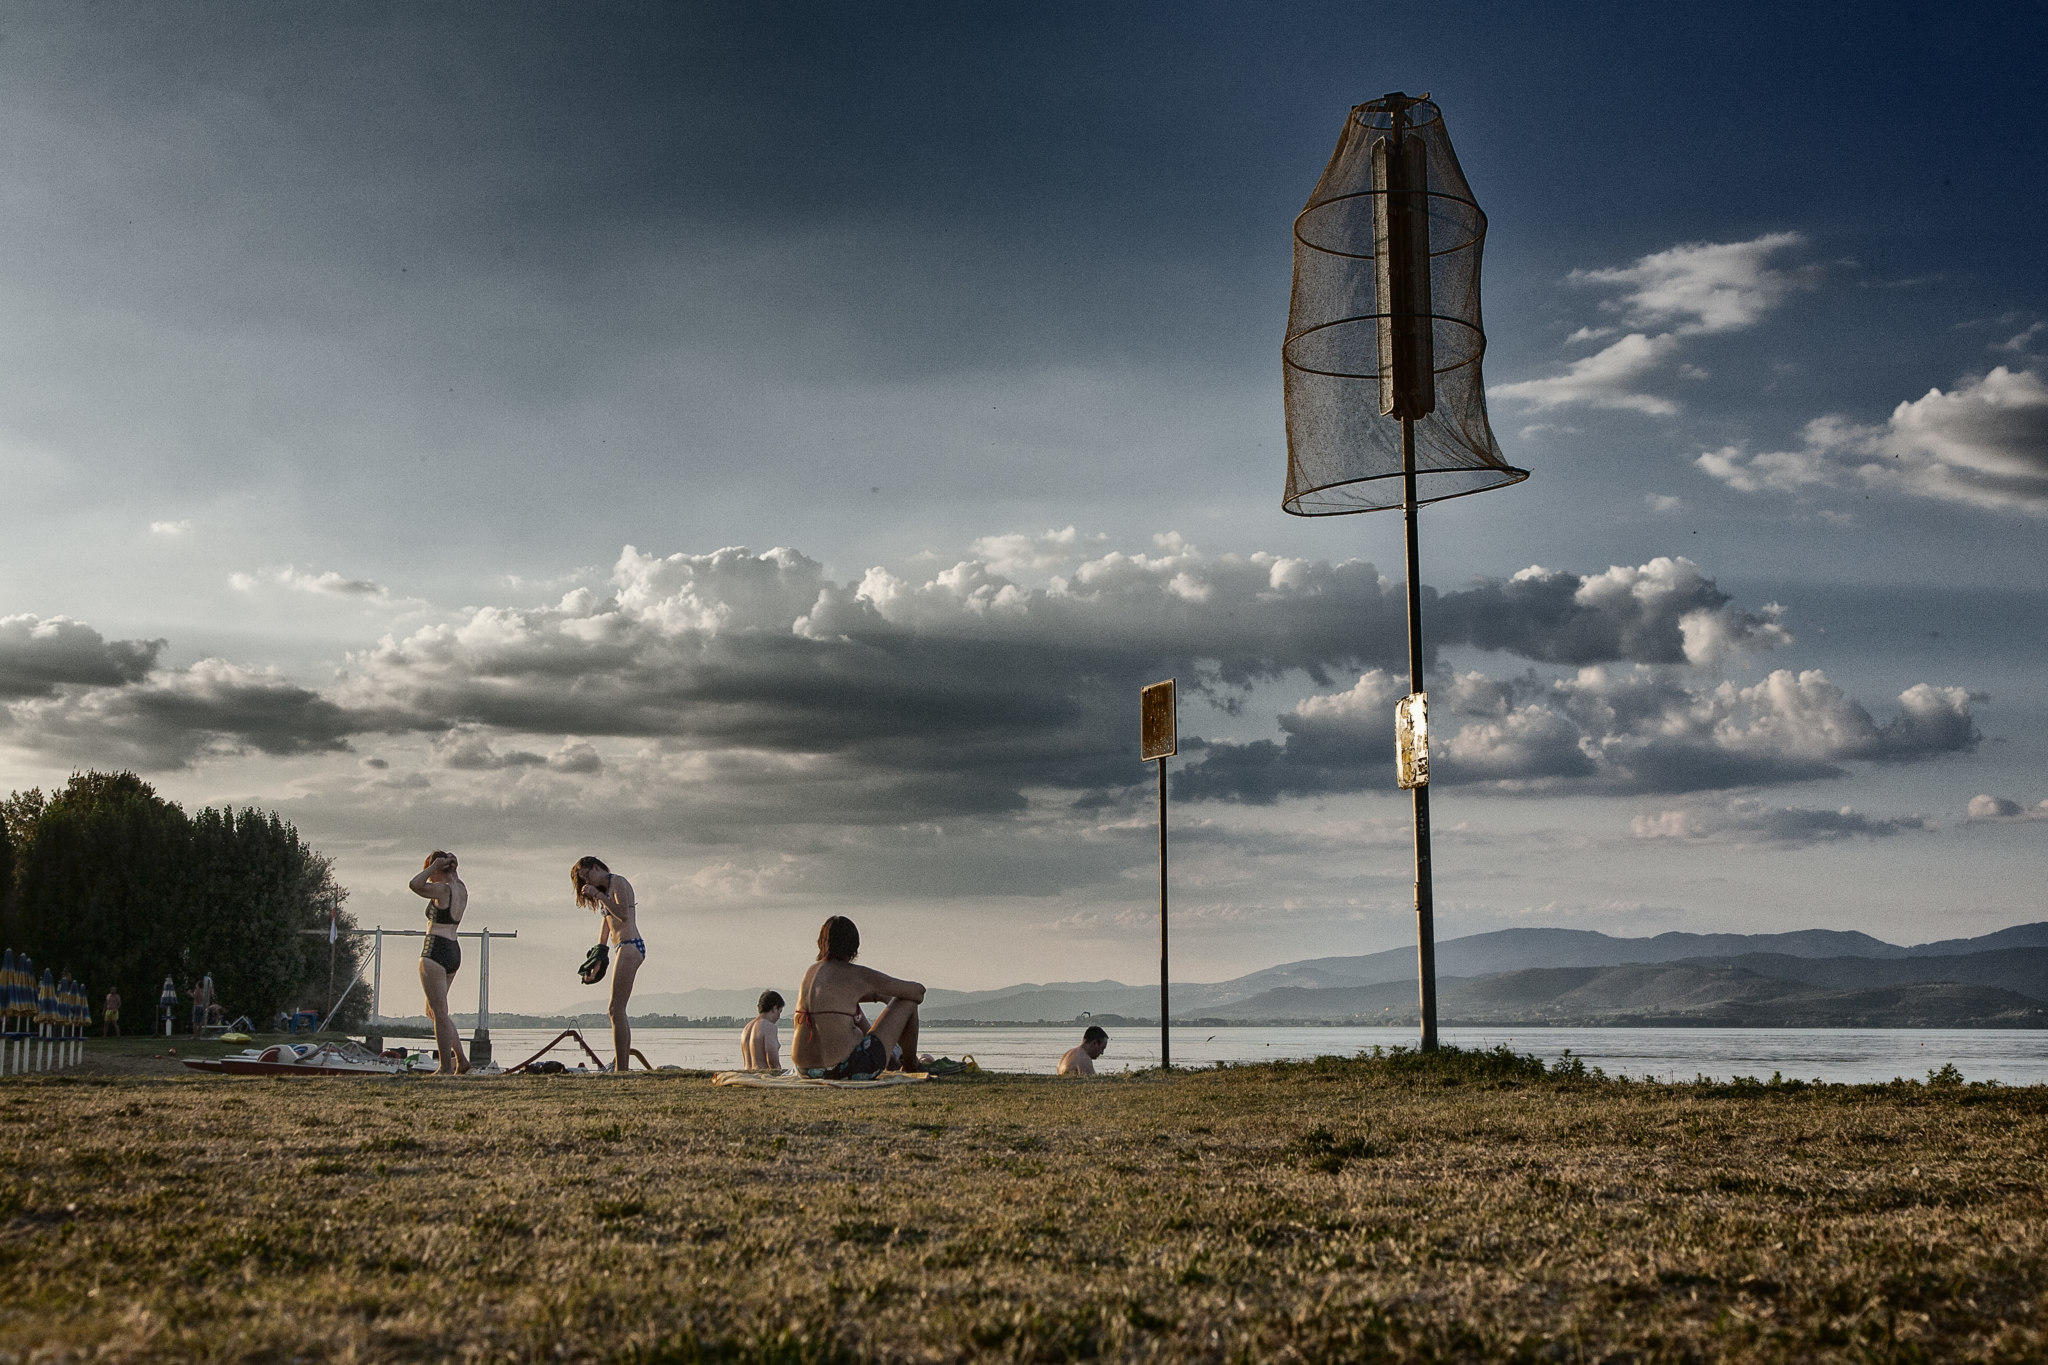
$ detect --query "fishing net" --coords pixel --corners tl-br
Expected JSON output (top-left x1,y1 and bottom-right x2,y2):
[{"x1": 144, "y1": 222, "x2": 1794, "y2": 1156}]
[{"x1": 1282, "y1": 94, "x2": 1527, "y2": 515}]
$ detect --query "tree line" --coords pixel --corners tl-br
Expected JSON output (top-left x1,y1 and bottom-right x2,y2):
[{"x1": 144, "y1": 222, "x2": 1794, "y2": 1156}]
[{"x1": 0, "y1": 771, "x2": 367, "y2": 1032}]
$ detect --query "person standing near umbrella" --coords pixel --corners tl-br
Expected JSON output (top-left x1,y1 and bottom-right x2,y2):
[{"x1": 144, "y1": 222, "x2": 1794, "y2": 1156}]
[{"x1": 102, "y1": 986, "x2": 120, "y2": 1037}]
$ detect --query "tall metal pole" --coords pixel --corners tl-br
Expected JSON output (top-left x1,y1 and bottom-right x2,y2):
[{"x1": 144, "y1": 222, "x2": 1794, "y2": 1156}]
[
  {"x1": 370, "y1": 928, "x2": 383, "y2": 1023},
  {"x1": 1403, "y1": 416, "x2": 1439, "y2": 1051},
  {"x1": 1158, "y1": 755, "x2": 1171, "y2": 1070}
]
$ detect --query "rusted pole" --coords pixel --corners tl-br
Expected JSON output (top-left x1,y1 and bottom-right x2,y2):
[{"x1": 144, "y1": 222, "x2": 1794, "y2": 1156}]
[
  {"x1": 1158, "y1": 754, "x2": 1171, "y2": 1070},
  {"x1": 1403, "y1": 415, "x2": 1439, "y2": 1051}
]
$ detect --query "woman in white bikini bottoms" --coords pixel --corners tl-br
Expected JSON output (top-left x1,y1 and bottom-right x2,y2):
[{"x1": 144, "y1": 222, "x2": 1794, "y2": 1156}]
[
  {"x1": 407, "y1": 850, "x2": 470, "y2": 1075},
  {"x1": 571, "y1": 856, "x2": 643, "y2": 1073}
]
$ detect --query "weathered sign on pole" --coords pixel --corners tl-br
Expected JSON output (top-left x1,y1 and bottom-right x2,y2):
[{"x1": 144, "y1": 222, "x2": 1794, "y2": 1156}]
[{"x1": 1140, "y1": 679, "x2": 1177, "y2": 1070}]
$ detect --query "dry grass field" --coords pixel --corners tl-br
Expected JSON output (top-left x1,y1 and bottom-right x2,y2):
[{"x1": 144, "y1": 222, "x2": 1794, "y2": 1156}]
[{"x1": 0, "y1": 1046, "x2": 2043, "y2": 1363}]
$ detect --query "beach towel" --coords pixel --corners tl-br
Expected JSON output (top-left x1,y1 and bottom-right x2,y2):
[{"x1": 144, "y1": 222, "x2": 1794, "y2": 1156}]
[{"x1": 712, "y1": 1070, "x2": 933, "y2": 1090}]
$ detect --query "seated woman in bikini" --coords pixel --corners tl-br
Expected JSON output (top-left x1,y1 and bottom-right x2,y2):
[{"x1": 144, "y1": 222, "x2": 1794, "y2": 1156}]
[
  {"x1": 407, "y1": 850, "x2": 470, "y2": 1075},
  {"x1": 791, "y1": 916, "x2": 925, "y2": 1080}
]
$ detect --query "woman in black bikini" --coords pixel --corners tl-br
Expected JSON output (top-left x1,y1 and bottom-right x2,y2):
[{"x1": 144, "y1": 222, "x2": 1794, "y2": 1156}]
[
  {"x1": 407, "y1": 850, "x2": 469, "y2": 1075},
  {"x1": 792, "y1": 916, "x2": 925, "y2": 1080},
  {"x1": 571, "y1": 856, "x2": 644, "y2": 1073}
]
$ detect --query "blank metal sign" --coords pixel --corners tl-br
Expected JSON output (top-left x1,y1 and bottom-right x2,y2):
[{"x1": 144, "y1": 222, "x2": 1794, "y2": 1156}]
[{"x1": 1140, "y1": 679, "x2": 1177, "y2": 761}]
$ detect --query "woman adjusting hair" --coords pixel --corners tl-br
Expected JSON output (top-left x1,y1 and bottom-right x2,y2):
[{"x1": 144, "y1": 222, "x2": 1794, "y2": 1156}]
[
  {"x1": 407, "y1": 850, "x2": 470, "y2": 1075},
  {"x1": 571, "y1": 856, "x2": 644, "y2": 1073}
]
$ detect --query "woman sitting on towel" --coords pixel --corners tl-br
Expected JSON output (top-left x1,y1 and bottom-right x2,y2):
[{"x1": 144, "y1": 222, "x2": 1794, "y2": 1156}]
[
  {"x1": 792, "y1": 916, "x2": 925, "y2": 1080},
  {"x1": 407, "y1": 850, "x2": 470, "y2": 1075},
  {"x1": 571, "y1": 856, "x2": 643, "y2": 1073}
]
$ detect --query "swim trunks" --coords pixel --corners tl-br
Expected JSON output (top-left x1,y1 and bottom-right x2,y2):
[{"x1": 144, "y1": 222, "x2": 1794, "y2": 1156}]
[
  {"x1": 806, "y1": 1030, "x2": 887, "y2": 1081},
  {"x1": 421, "y1": 935, "x2": 461, "y2": 976}
]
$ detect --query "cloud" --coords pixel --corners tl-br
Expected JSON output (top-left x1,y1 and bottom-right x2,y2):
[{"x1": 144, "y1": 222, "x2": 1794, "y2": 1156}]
[
  {"x1": 1177, "y1": 666, "x2": 1981, "y2": 803},
  {"x1": 1491, "y1": 233, "x2": 1809, "y2": 414},
  {"x1": 149, "y1": 519, "x2": 191, "y2": 536},
  {"x1": 1571, "y1": 232, "x2": 1810, "y2": 336},
  {"x1": 230, "y1": 564, "x2": 406, "y2": 601},
  {"x1": 1489, "y1": 332, "x2": 1682, "y2": 414},
  {"x1": 1995, "y1": 321, "x2": 2044, "y2": 356},
  {"x1": 1630, "y1": 797, "x2": 1931, "y2": 847},
  {"x1": 1432, "y1": 557, "x2": 1790, "y2": 667},
  {"x1": 1, "y1": 658, "x2": 358, "y2": 768},
  {"x1": 1644, "y1": 494, "x2": 1682, "y2": 513},
  {"x1": 1698, "y1": 369, "x2": 2048, "y2": 516},
  {"x1": 431, "y1": 726, "x2": 547, "y2": 770},
  {"x1": 0, "y1": 540, "x2": 1943, "y2": 822},
  {"x1": 0, "y1": 615, "x2": 163, "y2": 700},
  {"x1": 1966, "y1": 794, "x2": 2048, "y2": 822}
]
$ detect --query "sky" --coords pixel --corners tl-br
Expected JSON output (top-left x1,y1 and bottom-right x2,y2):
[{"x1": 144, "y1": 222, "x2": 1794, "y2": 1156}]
[{"x1": 1, "y1": 2, "x2": 2044, "y2": 1012}]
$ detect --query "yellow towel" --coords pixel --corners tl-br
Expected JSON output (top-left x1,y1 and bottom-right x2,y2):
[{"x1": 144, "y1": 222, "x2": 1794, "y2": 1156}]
[{"x1": 711, "y1": 1070, "x2": 933, "y2": 1090}]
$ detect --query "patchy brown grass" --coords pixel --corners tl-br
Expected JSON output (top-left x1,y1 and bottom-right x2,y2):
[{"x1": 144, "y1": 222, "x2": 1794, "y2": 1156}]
[{"x1": 0, "y1": 1048, "x2": 2043, "y2": 1362}]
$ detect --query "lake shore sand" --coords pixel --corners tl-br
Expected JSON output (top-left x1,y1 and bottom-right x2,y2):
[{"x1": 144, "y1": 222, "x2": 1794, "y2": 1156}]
[{"x1": 2, "y1": 1048, "x2": 2042, "y2": 1361}]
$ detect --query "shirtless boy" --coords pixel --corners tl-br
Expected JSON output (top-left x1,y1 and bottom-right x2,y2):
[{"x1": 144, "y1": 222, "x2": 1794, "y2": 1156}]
[
  {"x1": 1058, "y1": 1025, "x2": 1109, "y2": 1076},
  {"x1": 739, "y1": 990, "x2": 784, "y2": 1070},
  {"x1": 791, "y1": 917, "x2": 924, "y2": 1080}
]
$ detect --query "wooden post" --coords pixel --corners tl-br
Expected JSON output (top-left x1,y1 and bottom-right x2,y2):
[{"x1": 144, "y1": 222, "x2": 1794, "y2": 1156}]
[{"x1": 1403, "y1": 415, "x2": 1439, "y2": 1052}]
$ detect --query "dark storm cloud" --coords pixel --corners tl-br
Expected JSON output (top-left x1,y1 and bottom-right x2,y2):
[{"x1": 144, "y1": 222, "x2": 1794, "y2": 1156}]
[
  {"x1": 0, "y1": 616, "x2": 162, "y2": 699},
  {"x1": 1175, "y1": 666, "x2": 1982, "y2": 803},
  {"x1": 0, "y1": 538, "x2": 1978, "y2": 812},
  {"x1": 3, "y1": 660, "x2": 357, "y2": 769}
]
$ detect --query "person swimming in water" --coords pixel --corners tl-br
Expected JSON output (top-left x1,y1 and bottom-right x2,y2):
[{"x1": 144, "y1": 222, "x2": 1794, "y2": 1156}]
[
  {"x1": 407, "y1": 850, "x2": 470, "y2": 1075},
  {"x1": 571, "y1": 856, "x2": 644, "y2": 1073},
  {"x1": 791, "y1": 916, "x2": 924, "y2": 1080}
]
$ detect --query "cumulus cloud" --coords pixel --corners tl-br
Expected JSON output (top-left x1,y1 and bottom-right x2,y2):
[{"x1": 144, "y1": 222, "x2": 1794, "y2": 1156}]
[
  {"x1": 1699, "y1": 369, "x2": 2048, "y2": 516},
  {"x1": 1630, "y1": 797, "x2": 1931, "y2": 847},
  {"x1": 1432, "y1": 557, "x2": 1790, "y2": 666},
  {"x1": 1967, "y1": 794, "x2": 2048, "y2": 822},
  {"x1": 1177, "y1": 666, "x2": 1981, "y2": 803},
  {"x1": 0, "y1": 539, "x2": 1962, "y2": 818},
  {"x1": 1492, "y1": 233, "x2": 1810, "y2": 414},
  {"x1": 0, "y1": 615, "x2": 163, "y2": 700},
  {"x1": 230, "y1": 564, "x2": 407, "y2": 601},
  {"x1": 149, "y1": 519, "x2": 192, "y2": 536}
]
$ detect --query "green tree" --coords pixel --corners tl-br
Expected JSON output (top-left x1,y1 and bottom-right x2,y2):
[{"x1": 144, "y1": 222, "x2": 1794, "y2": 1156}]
[{"x1": 7, "y1": 772, "x2": 364, "y2": 1031}]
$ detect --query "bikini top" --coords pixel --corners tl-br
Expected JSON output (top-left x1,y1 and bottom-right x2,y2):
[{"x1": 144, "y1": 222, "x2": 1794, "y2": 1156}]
[
  {"x1": 425, "y1": 894, "x2": 459, "y2": 927},
  {"x1": 793, "y1": 1005, "x2": 869, "y2": 1033}
]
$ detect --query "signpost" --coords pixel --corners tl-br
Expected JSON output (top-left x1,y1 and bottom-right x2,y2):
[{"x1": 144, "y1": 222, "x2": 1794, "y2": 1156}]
[{"x1": 1140, "y1": 679, "x2": 1176, "y2": 1069}]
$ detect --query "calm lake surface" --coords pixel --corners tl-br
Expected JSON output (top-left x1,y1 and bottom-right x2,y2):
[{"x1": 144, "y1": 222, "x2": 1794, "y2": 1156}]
[{"x1": 470, "y1": 1024, "x2": 2048, "y2": 1085}]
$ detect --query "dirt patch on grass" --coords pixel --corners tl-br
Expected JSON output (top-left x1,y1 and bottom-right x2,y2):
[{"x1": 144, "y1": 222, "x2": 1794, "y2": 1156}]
[{"x1": 0, "y1": 1050, "x2": 2043, "y2": 1361}]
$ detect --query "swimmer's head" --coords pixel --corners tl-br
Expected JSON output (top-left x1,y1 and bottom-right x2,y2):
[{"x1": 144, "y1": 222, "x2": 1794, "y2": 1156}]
[
  {"x1": 1083, "y1": 1025, "x2": 1108, "y2": 1058},
  {"x1": 757, "y1": 990, "x2": 785, "y2": 1017},
  {"x1": 816, "y1": 916, "x2": 860, "y2": 963}
]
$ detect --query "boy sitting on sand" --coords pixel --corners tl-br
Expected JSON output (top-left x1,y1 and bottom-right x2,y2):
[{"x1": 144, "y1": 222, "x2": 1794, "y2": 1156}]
[
  {"x1": 740, "y1": 990, "x2": 784, "y2": 1070},
  {"x1": 1058, "y1": 1025, "x2": 1109, "y2": 1076}
]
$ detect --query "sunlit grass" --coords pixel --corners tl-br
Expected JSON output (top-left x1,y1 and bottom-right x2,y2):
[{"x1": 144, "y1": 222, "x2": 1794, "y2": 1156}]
[{"x1": 0, "y1": 1047, "x2": 2042, "y2": 1361}]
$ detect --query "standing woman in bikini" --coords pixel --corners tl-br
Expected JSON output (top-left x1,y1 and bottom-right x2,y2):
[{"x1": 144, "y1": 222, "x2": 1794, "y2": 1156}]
[
  {"x1": 571, "y1": 856, "x2": 644, "y2": 1073},
  {"x1": 407, "y1": 850, "x2": 469, "y2": 1075}
]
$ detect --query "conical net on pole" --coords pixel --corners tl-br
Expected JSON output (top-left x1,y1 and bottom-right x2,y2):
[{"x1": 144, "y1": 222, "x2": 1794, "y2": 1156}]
[{"x1": 1282, "y1": 95, "x2": 1526, "y2": 515}]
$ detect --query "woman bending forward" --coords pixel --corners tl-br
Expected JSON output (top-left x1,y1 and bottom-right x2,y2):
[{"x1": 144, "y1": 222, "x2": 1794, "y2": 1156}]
[{"x1": 571, "y1": 856, "x2": 643, "y2": 1072}]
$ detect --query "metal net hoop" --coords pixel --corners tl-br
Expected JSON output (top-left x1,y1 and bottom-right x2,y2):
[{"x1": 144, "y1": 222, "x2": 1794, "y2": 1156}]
[{"x1": 1282, "y1": 95, "x2": 1526, "y2": 516}]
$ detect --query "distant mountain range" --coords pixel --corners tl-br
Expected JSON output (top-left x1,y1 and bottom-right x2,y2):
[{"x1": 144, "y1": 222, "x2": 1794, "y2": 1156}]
[{"x1": 542, "y1": 923, "x2": 2048, "y2": 1029}]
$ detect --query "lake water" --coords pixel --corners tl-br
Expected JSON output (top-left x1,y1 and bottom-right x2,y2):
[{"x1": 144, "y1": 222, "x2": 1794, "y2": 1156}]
[{"x1": 462, "y1": 1024, "x2": 2048, "y2": 1085}]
